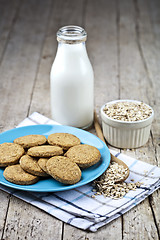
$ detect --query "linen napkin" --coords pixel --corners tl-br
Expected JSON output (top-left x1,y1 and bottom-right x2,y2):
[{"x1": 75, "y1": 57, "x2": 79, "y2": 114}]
[{"x1": 0, "y1": 112, "x2": 160, "y2": 232}]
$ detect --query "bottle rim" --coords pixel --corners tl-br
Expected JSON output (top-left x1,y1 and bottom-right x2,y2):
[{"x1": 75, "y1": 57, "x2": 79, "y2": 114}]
[{"x1": 57, "y1": 25, "x2": 87, "y2": 44}]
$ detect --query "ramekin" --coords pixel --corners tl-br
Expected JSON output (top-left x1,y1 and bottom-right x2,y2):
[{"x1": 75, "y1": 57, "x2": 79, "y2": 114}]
[{"x1": 101, "y1": 100, "x2": 154, "y2": 148}]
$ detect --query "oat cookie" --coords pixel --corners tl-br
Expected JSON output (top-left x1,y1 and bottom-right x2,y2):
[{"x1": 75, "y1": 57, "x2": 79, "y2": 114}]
[
  {"x1": 3, "y1": 164, "x2": 39, "y2": 185},
  {"x1": 46, "y1": 156, "x2": 81, "y2": 185},
  {"x1": 48, "y1": 133, "x2": 81, "y2": 150},
  {"x1": 27, "y1": 145, "x2": 63, "y2": 157},
  {"x1": 14, "y1": 134, "x2": 47, "y2": 148},
  {"x1": 20, "y1": 155, "x2": 48, "y2": 177},
  {"x1": 38, "y1": 158, "x2": 49, "y2": 174},
  {"x1": 65, "y1": 144, "x2": 101, "y2": 168},
  {"x1": 0, "y1": 142, "x2": 24, "y2": 167}
]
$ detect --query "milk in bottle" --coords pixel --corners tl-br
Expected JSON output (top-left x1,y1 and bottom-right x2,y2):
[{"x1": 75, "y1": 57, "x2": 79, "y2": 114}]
[{"x1": 50, "y1": 26, "x2": 94, "y2": 128}]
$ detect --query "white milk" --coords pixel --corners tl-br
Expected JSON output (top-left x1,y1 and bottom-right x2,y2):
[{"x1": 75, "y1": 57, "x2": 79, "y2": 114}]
[{"x1": 50, "y1": 26, "x2": 94, "y2": 128}]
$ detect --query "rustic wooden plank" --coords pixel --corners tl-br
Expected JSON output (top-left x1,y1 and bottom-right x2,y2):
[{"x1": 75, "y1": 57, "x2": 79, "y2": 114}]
[
  {"x1": 0, "y1": 0, "x2": 51, "y2": 132},
  {"x1": 29, "y1": 0, "x2": 85, "y2": 117},
  {"x1": 138, "y1": 0, "x2": 160, "y2": 165},
  {"x1": 136, "y1": 0, "x2": 160, "y2": 236},
  {"x1": 62, "y1": 0, "x2": 122, "y2": 238},
  {"x1": 86, "y1": 0, "x2": 119, "y2": 112},
  {"x1": 0, "y1": 1, "x2": 20, "y2": 238},
  {"x1": 148, "y1": 0, "x2": 160, "y2": 234},
  {"x1": 0, "y1": 191, "x2": 10, "y2": 239},
  {"x1": 119, "y1": 1, "x2": 149, "y2": 102},
  {"x1": 0, "y1": 0, "x2": 20, "y2": 63},
  {"x1": 149, "y1": 191, "x2": 160, "y2": 237},
  {"x1": 123, "y1": 201, "x2": 159, "y2": 240},
  {"x1": 119, "y1": 0, "x2": 159, "y2": 239},
  {"x1": 2, "y1": 196, "x2": 62, "y2": 240},
  {"x1": 149, "y1": 1, "x2": 160, "y2": 161},
  {"x1": 150, "y1": 0, "x2": 160, "y2": 49},
  {"x1": 63, "y1": 219, "x2": 122, "y2": 239}
]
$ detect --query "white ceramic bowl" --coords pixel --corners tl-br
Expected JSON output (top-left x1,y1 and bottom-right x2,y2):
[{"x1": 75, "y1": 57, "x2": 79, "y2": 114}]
[{"x1": 101, "y1": 100, "x2": 154, "y2": 148}]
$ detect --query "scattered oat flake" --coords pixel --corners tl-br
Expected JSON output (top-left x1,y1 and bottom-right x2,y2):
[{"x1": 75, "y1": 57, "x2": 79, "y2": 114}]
[{"x1": 92, "y1": 162, "x2": 142, "y2": 200}]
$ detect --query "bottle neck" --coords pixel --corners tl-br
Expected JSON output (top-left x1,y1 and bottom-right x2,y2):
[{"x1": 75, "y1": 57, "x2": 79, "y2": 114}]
[{"x1": 57, "y1": 42, "x2": 87, "y2": 56}]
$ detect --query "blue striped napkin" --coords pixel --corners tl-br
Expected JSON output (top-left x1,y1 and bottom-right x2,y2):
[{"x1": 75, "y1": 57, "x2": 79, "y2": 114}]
[{"x1": 0, "y1": 112, "x2": 160, "y2": 232}]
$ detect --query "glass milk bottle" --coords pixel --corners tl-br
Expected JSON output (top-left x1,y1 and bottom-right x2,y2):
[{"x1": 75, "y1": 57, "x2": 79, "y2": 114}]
[{"x1": 50, "y1": 26, "x2": 94, "y2": 129}]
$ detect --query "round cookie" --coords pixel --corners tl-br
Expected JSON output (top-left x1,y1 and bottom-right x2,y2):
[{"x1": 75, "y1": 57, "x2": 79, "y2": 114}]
[
  {"x1": 38, "y1": 158, "x2": 49, "y2": 174},
  {"x1": 14, "y1": 134, "x2": 47, "y2": 148},
  {"x1": 46, "y1": 156, "x2": 81, "y2": 185},
  {"x1": 27, "y1": 145, "x2": 63, "y2": 158},
  {"x1": 48, "y1": 133, "x2": 81, "y2": 150},
  {"x1": 65, "y1": 144, "x2": 101, "y2": 168},
  {"x1": 3, "y1": 164, "x2": 39, "y2": 185},
  {"x1": 0, "y1": 142, "x2": 24, "y2": 167},
  {"x1": 20, "y1": 155, "x2": 48, "y2": 177}
]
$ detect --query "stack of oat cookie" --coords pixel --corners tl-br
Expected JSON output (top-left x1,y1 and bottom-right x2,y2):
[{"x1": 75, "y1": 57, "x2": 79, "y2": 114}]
[{"x1": 0, "y1": 133, "x2": 101, "y2": 185}]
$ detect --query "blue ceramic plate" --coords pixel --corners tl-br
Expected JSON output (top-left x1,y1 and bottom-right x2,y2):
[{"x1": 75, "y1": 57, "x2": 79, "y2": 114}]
[{"x1": 0, "y1": 125, "x2": 110, "y2": 192}]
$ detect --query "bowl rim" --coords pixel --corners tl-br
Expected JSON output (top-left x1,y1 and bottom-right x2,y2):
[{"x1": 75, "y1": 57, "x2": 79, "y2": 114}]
[{"x1": 101, "y1": 99, "x2": 154, "y2": 125}]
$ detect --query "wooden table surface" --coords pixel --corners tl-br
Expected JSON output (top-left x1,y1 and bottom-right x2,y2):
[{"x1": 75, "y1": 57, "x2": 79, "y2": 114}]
[{"x1": 0, "y1": 0, "x2": 160, "y2": 239}]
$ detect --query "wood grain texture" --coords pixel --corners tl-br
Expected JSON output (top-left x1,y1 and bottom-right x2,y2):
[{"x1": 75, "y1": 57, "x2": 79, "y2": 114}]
[
  {"x1": 0, "y1": 191, "x2": 10, "y2": 239},
  {"x1": 63, "y1": 218, "x2": 122, "y2": 240},
  {"x1": 0, "y1": 0, "x2": 20, "y2": 63},
  {"x1": 0, "y1": 0, "x2": 51, "y2": 131},
  {"x1": 136, "y1": 0, "x2": 160, "y2": 236},
  {"x1": 86, "y1": 0, "x2": 119, "y2": 110},
  {"x1": 148, "y1": 0, "x2": 160, "y2": 235},
  {"x1": 0, "y1": 1, "x2": 21, "y2": 238},
  {"x1": 2, "y1": 196, "x2": 62, "y2": 240}
]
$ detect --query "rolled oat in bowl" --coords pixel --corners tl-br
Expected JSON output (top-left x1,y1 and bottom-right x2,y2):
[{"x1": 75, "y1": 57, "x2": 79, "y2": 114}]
[
  {"x1": 103, "y1": 101, "x2": 152, "y2": 122},
  {"x1": 101, "y1": 100, "x2": 154, "y2": 148}
]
